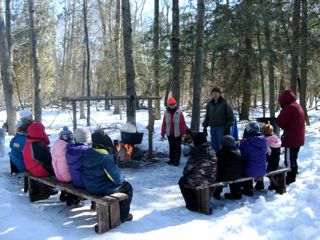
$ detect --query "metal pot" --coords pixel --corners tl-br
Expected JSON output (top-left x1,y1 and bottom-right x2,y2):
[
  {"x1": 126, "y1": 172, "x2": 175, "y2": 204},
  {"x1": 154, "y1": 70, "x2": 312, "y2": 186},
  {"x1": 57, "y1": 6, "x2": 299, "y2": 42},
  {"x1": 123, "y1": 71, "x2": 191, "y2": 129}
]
[{"x1": 120, "y1": 131, "x2": 143, "y2": 145}]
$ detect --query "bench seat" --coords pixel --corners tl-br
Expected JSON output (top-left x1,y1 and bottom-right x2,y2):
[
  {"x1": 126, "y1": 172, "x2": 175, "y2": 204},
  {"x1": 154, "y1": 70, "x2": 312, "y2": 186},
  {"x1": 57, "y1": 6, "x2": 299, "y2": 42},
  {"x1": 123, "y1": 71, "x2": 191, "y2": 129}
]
[{"x1": 25, "y1": 172, "x2": 128, "y2": 234}]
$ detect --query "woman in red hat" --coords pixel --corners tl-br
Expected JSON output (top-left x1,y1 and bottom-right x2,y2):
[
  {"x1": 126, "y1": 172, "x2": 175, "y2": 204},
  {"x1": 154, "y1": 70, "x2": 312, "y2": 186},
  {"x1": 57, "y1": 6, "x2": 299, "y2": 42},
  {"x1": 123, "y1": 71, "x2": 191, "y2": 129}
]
[{"x1": 161, "y1": 97, "x2": 186, "y2": 166}]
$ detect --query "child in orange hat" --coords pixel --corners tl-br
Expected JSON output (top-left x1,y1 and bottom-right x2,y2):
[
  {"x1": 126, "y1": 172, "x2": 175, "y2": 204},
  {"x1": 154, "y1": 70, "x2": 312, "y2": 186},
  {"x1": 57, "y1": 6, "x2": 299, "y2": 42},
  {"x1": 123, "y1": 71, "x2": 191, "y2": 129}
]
[{"x1": 161, "y1": 97, "x2": 186, "y2": 166}]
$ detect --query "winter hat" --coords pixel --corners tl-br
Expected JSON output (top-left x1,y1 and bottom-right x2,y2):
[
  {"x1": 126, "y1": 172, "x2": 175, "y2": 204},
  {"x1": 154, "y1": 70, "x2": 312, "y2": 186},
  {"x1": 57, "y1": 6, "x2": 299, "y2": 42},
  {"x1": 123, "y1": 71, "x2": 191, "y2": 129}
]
[
  {"x1": 192, "y1": 132, "x2": 207, "y2": 146},
  {"x1": 167, "y1": 97, "x2": 177, "y2": 105},
  {"x1": 221, "y1": 135, "x2": 236, "y2": 148},
  {"x1": 91, "y1": 129, "x2": 114, "y2": 151},
  {"x1": 74, "y1": 127, "x2": 92, "y2": 145},
  {"x1": 19, "y1": 109, "x2": 32, "y2": 119},
  {"x1": 59, "y1": 126, "x2": 73, "y2": 143},
  {"x1": 211, "y1": 87, "x2": 221, "y2": 94},
  {"x1": 263, "y1": 122, "x2": 273, "y2": 136},
  {"x1": 245, "y1": 121, "x2": 261, "y2": 136}
]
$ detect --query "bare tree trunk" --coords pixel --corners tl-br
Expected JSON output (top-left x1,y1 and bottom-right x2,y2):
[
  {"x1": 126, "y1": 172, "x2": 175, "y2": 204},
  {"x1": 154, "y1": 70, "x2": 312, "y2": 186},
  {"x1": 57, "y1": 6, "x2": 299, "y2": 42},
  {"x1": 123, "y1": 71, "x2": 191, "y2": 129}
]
[
  {"x1": 299, "y1": 0, "x2": 309, "y2": 125},
  {"x1": 114, "y1": 0, "x2": 122, "y2": 116},
  {"x1": 171, "y1": 0, "x2": 180, "y2": 104},
  {"x1": 122, "y1": 0, "x2": 136, "y2": 125},
  {"x1": 291, "y1": 0, "x2": 300, "y2": 94},
  {"x1": 28, "y1": 0, "x2": 42, "y2": 121},
  {"x1": 83, "y1": 0, "x2": 91, "y2": 126},
  {"x1": 256, "y1": 24, "x2": 266, "y2": 117},
  {"x1": 153, "y1": 0, "x2": 161, "y2": 120},
  {"x1": 190, "y1": 0, "x2": 204, "y2": 132},
  {"x1": 263, "y1": 12, "x2": 275, "y2": 117},
  {"x1": 0, "y1": 2, "x2": 16, "y2": 135}
]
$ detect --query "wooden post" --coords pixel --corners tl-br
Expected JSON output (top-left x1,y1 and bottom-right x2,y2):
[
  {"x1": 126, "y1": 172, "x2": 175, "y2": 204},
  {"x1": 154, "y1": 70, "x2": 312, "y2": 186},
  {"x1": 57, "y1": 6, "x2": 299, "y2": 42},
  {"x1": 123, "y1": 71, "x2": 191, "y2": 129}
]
[
  {"x1": 147, "y1": 99, "x2": 154, "y2": 159},
  {"x1": 72, "y1": 100, "x2": 77, "y2": 130}
]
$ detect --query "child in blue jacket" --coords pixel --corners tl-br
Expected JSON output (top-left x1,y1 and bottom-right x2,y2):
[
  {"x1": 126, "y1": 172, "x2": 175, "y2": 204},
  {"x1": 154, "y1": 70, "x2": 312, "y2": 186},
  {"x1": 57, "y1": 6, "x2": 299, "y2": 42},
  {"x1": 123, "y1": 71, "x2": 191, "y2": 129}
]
[{"x1": 83, "y1": 129, "x2": 133, "y2": 223}]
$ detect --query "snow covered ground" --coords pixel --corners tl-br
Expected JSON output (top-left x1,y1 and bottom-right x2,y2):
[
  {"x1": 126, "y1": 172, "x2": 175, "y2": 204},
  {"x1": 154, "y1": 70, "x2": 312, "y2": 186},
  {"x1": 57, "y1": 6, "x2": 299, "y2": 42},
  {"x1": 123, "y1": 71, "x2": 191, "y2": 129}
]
[{"x1": 0, "y1": 106, "x2": 320, "y2": 240}]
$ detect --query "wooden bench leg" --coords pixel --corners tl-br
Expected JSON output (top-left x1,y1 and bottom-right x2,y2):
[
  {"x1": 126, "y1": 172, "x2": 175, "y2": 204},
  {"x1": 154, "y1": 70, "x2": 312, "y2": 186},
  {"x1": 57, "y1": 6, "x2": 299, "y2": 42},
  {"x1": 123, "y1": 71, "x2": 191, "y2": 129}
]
[
  {"x1": 95, "y1": 201, "x2": 121, "y2": 234},
  {"x1": 195, "y1": 188, "x2": 212, "y2": 215},
  {"x1": 270, "y1": 173, "x2": 286, "y2": 194},
  {"x1": 95, "y1": 203, "x2": 111, "y2": 234}
]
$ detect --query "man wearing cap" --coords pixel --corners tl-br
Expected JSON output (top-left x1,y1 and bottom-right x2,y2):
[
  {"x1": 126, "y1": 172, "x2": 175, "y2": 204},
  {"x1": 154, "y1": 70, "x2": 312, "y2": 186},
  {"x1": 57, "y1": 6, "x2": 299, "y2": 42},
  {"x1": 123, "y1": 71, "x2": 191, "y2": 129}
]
[
  {"x1": 202, "y1": 87, "x2": 234, "y2": 153},
  {"x1": 161, "y1": 97, "x2": 187, "y2": 166}
]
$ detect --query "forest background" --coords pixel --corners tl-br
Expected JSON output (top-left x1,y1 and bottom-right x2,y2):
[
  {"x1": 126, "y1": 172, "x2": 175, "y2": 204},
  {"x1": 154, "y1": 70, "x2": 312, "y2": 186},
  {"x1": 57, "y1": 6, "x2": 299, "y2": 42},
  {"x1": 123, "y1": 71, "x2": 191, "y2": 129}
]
[{"x1": 0, "y1": 0, "x2": 319, "y2": 135}]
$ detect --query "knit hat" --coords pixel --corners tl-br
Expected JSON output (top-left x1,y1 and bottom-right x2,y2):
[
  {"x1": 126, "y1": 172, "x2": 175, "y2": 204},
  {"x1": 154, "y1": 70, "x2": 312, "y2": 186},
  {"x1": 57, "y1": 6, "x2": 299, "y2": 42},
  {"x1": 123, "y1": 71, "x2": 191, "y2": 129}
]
[
  {"x1": 221, "y1": 135, "x2": 236, "y2": 148},
  {"x1": 211, "y1": 87, "x2": 221, "y2": 94},
  {"x1": 245, "y1": 121, "x2": 261, "y2": 136},
  {"x1": 192, "y1": 132, "x2": 207, "y2": 146},
  {"x1": 19, "y1": 109, "x2": 32, "y2": 119},
  {"x1": 167, "y1": 97, "x2": 177, "y2": 105},
  {"x1": 59, "y1": 126, "x2": 73, "y2": 143},
  {"x1": 91, "y1": 129, "x2": 114, "y2": 151},
  {"x1": 263, "y1": 122, "x2": 273, "y2": 136},
  {"x1": 74, "y1": 127, "x2": 92, "y2": 145}
]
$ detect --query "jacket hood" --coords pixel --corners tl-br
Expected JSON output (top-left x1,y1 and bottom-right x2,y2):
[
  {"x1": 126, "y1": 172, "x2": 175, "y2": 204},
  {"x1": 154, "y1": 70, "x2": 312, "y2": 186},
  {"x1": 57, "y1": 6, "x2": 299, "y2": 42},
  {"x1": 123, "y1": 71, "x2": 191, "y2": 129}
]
[
  {"x1": 278, "y1": 90, "x2": 297, "y2": 108},
  {"x1": 245, "y1": 135, "x2": 266, "y2": 149},
  {"x1": 266, "y1": 135, "x2": 282, "y2": 148},
  {"x1": 27, "y1": 122, "x2": 50, "y2": 145}
]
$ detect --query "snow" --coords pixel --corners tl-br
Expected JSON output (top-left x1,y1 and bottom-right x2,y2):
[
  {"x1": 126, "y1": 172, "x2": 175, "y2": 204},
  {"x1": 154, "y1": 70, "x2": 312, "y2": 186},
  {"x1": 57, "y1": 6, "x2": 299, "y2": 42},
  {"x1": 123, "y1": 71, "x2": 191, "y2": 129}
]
[{"x1": 0, "y1": 106, "x2": 320, "y2": 240}]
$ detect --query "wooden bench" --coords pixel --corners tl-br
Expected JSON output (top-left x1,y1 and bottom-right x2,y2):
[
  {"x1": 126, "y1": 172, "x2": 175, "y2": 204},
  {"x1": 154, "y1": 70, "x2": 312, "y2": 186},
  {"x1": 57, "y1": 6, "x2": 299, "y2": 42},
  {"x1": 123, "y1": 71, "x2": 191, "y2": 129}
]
[
  {"x1": 184, "y1": 167, "x2": 291, "y2": 215},
  {"x1": 24, "y1": 172, "x2": 128, "y2": 234}
]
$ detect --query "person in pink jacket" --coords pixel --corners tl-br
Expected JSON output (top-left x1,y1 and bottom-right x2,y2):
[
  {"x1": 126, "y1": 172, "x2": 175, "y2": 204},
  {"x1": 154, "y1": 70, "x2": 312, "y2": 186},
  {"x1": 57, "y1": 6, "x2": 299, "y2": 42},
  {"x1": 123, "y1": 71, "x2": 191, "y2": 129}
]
[
  {"x1": 51, "y1": 126, "x2": 81, "y2": 206},
  {"x1": 52, "y1": 126, "x2": 73, "y2": 182}
]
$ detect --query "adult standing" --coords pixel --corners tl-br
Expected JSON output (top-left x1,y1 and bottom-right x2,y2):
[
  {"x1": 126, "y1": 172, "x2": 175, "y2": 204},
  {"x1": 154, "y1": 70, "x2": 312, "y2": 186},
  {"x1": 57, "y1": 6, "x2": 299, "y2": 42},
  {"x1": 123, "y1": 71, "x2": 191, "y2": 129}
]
[
  {"x1": 202, "y1": 87, "x2": 234, "y2": 153},
  {"x1": 161, "y1": 97, "x2": 187, "y2": 166},
  {"x1": 277, "y1": 89, "x2": 305, "y2": 185}
]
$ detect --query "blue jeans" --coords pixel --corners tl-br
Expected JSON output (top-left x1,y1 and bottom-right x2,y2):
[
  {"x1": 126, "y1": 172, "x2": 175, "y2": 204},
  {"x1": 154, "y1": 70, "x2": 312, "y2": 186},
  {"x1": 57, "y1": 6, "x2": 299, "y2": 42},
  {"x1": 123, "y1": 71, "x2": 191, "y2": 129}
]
[{"x1": 210, "y1": 126, "x2": 224, "y2": 153}]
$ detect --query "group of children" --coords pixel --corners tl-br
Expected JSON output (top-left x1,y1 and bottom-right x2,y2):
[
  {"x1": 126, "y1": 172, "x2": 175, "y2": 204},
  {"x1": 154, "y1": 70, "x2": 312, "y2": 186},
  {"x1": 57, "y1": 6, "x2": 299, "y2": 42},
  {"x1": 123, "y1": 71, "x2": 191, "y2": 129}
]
[
  {"x1": 9, "y1": 111, "x2": 133, "y2": 224},
  {"x1": 179, "y1": 120, "x2": 282, "y2": 211}
]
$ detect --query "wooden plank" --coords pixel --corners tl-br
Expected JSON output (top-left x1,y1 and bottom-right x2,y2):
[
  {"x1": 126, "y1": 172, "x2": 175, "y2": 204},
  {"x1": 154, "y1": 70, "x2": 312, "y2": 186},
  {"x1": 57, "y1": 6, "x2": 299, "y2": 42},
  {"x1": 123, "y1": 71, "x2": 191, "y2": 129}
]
[
  {"x1": 109, "y1": 201, "x2": 121, "y2": 228},
  {"x1": 95, "y1": 204, "x2": 110, "y2": 233},
  {"x1": 25, "y1": 173, "x2": 119, "y2": 206},
  {"x1": 184, "y1": 167, "x2": 291, "y2": 191}
]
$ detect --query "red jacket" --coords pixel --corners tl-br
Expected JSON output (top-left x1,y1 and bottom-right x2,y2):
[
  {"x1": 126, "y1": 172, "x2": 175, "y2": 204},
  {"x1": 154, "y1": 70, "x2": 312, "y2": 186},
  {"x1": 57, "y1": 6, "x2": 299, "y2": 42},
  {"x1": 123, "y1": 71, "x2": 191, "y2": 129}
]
[
  {"x1": 277, "y1": 90, "x2": 305, "y2": 147},
  {"x1": 23, "y1": 122, "x2": 54, "y2": 177}
]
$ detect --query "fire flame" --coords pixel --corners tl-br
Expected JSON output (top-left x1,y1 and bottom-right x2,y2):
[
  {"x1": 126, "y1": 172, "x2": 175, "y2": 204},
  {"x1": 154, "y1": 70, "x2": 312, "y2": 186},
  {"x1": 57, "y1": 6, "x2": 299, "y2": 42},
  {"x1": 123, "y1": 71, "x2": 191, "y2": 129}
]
[{"x1": 116, "y1": 143, "x2": 133, "y2": 161}]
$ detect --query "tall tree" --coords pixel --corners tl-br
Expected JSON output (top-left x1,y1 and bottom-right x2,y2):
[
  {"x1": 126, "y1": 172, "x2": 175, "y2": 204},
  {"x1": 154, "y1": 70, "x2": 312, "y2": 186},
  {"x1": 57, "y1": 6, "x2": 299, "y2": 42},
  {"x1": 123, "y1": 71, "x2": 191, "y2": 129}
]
[
  {"x1": 122, "y1": 0, "x2": 136, "y2": 125},
  {"x1": 290, "y1": 0, "x2": 300, "y2": 94},
  {"x1": 153, "y1": 0, "x2": 161, "y2": 120},
  {"x1": 83, "y1": 0, "x2": 91, "y2": 126},
  {"x1": 28, "y1": 0, "x2": 42, "y2": 121},
  {"x1": 299, "y1": 0, "x2": 309, "y2": 125},
  {"x1": 190, "y1": 0, "x2": 204, "y2": 132},
  {"x1": 171, "y1": 0, "x2": 180, "y2": 104},
  {"x1": 0, "y1": 1, "x2": 16, "y2": 135}
]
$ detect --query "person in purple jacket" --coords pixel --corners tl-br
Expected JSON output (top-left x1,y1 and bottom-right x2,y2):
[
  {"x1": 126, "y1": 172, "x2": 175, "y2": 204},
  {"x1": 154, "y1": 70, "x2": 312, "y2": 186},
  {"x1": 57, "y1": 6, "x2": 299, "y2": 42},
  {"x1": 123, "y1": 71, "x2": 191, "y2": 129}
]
[
  {"x1": 240, "y1": 121, "x2": 267, "y2": 196},
  {"x1": 66, "y1": 127, "x2": 91, "y2": 206},
  {"x1": 277, "y1": 89, "x2": 305, "y2": 185}
]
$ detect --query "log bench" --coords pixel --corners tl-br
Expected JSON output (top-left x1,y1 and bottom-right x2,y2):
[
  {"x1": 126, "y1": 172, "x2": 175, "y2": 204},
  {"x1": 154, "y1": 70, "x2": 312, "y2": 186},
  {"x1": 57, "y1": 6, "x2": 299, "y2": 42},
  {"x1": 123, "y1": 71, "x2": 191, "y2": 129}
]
[
  {"x1": 24, "y1": 172, "x2": 128, "y2": 234},
  {"x1": 184, "y1": 167, "x2": 291, "y2": 215}
]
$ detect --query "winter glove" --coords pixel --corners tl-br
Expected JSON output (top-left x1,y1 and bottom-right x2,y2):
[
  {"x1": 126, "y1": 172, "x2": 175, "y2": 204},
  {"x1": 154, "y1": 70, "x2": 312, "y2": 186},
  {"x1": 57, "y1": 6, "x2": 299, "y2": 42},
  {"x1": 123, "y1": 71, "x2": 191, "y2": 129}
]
[{"x1": 224, "y1": 126, "x2": 231, "y2": 135}]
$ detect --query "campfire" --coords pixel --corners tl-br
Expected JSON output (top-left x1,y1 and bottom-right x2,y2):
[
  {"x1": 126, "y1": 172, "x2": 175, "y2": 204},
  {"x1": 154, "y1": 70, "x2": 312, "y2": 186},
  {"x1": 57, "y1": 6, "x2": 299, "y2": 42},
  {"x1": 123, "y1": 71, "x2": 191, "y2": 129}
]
[{"x1": 115, "y1": 143, "x2": 133, "y2": 161}]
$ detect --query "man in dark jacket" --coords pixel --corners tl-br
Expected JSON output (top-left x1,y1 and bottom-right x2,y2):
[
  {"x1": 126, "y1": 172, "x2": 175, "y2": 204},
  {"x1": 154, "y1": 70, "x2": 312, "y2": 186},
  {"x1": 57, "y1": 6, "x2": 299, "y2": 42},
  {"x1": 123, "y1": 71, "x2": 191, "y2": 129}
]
[
  {"x1": 277, "y1": 89, "x2": 305, "y2": 185},
  {"x1": 202, "y1": 87, "x2": 234, "y2": 153}
]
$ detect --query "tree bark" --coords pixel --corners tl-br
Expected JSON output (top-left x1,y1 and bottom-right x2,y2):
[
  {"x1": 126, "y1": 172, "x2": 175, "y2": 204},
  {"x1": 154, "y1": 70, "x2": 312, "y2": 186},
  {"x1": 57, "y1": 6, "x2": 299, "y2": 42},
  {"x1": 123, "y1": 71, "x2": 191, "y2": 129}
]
[
  {"x1": 153, "y1": 0, "x2": 161, "y2": 120},
  {"x1": 290, "y1": 0, "x2": 300, "y2": 94},
  {"x1": 28, "y1": 0, "x2": 42, "y2": 121},
  {"x1": 83, "y1": 0, "x2": 91, "y2": 126},
  {"x1": 299, "y1": 0, "x2": 309, "y2": 125},
  {"x1": 190, "y1": 0, "x2": 204, "y2": 132},
  {"x1": 171, "y1": 0, "x2": 180, "y2": 104},
  {"x1": 122, "y1": 0, "x2": 136, "y2": 125},
  {"x1": 0, "y1": 2, "x2": 16, "y2": 135}
]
